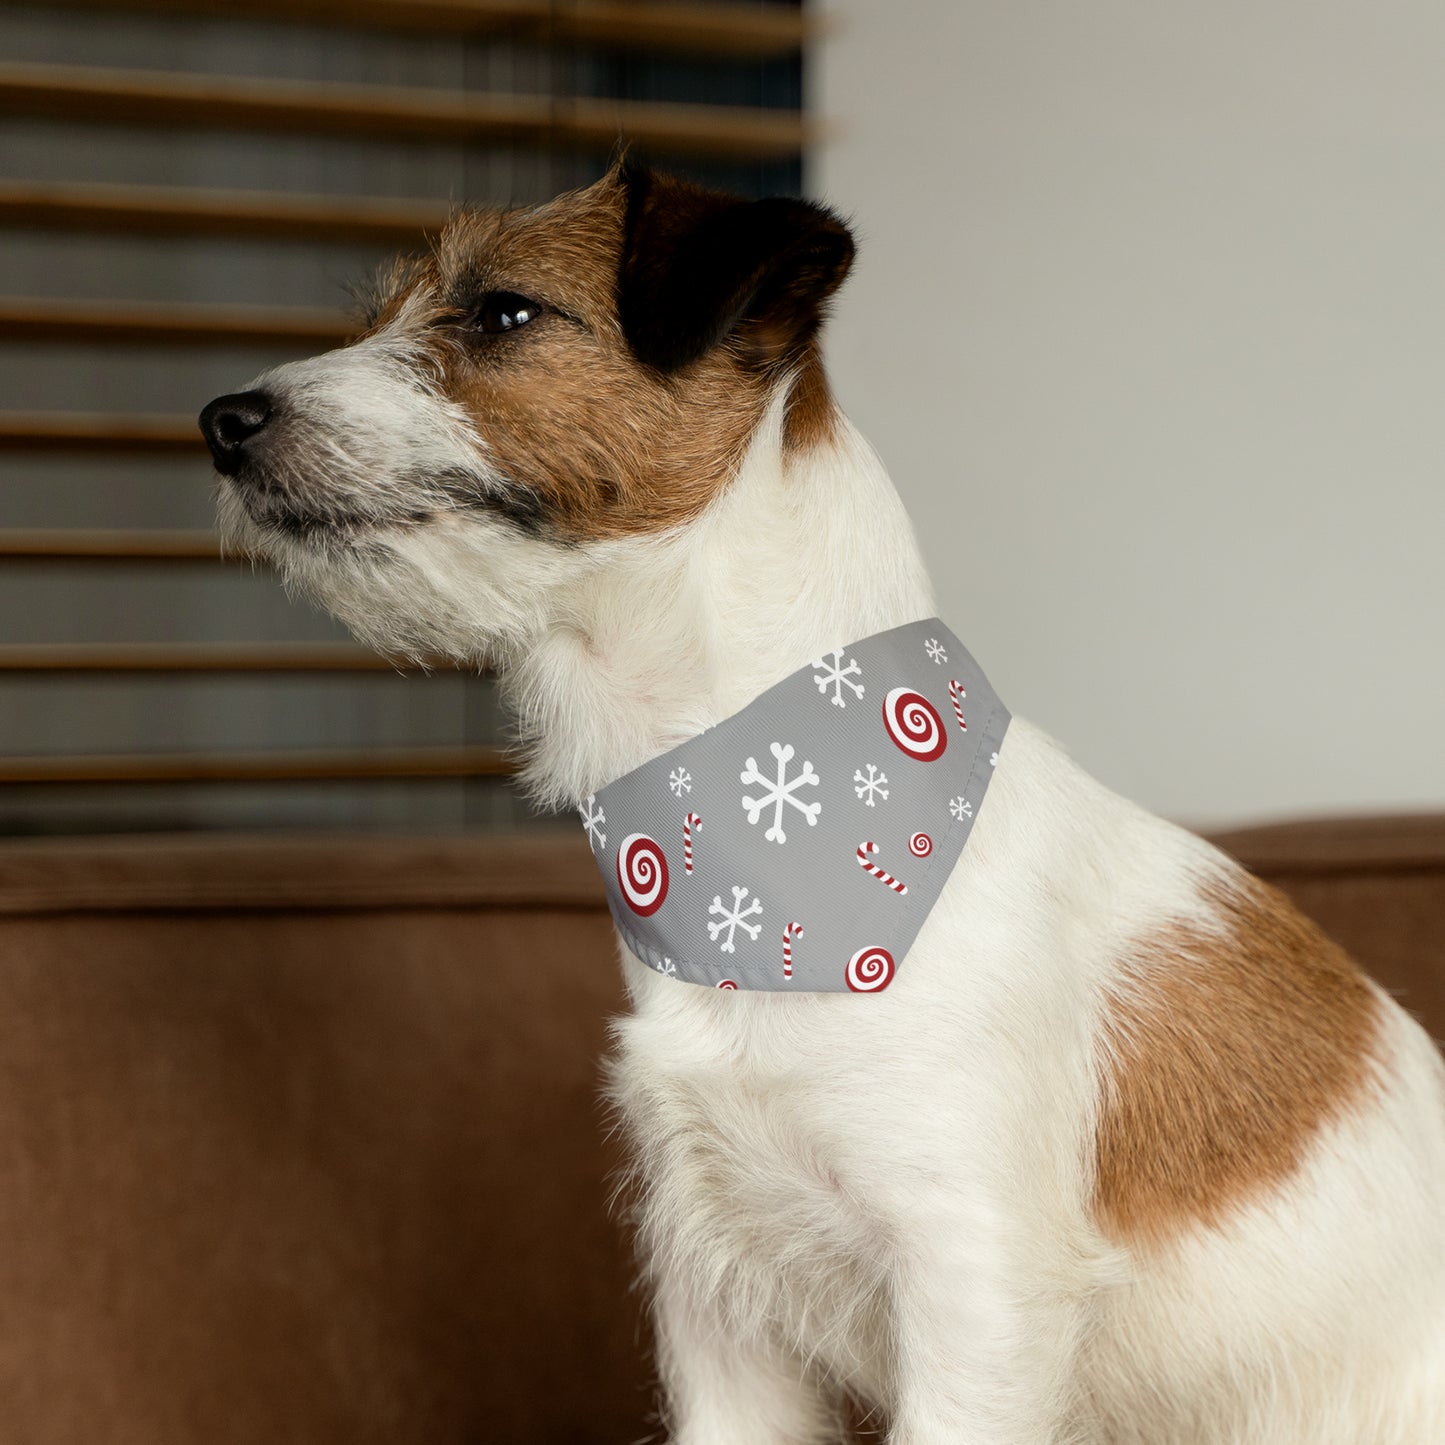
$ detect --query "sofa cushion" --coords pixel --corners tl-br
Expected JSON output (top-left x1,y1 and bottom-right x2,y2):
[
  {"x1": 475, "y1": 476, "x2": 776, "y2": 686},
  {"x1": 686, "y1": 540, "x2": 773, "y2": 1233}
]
[{"x1": 0, "y1": 818, "x2": 1439, "y2": 1442}]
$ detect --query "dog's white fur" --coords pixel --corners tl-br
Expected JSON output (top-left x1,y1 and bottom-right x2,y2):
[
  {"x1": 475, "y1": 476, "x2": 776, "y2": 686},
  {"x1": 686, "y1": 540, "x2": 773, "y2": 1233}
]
[{"x1": 214, "y1": 201, "x2": 1445, "y2": 1444}]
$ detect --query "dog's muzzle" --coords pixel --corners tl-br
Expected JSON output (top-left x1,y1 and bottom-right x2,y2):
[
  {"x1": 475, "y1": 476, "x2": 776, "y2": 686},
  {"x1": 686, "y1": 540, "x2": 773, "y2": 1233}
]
[{"x1": 199, "y1": 390, "x2": 274, "y2": 476}]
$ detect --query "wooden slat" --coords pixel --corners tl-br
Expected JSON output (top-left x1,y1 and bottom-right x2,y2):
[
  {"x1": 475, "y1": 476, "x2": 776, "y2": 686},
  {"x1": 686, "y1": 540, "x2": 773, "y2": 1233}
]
[
  {"x1": 0, "y1": 62, "x2": 810, "y2": 162},
  {"x1": 0, "y1": 296, "x2": 353, "y2": 348},
  {"x1": 543, "y1": 0, "x2": 809, "y2": 58},
  {"x1": 0, "y1": 642, "x2": 418, "y2": 672},
  {"x1": 0, "y1": 412, "x2": 202, "y2": 452},
  {"x1": 0, "y1": 528, "x2": 227, "y2": 561},
  {"x1": 0, "y1": 179, "x2": 449, "y2": 245},
  {"x1": 0, "y1": 0, "x2": 810, "y2": 58},
  {"x1": 0, "y1": 744, "x2": 512, "y2": 783}
]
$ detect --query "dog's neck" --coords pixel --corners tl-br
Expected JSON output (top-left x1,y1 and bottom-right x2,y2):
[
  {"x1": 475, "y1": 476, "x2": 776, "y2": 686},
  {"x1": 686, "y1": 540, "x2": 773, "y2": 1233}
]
[{"x1": 503, "y1": 395, "x2": 937, "y2": 809}]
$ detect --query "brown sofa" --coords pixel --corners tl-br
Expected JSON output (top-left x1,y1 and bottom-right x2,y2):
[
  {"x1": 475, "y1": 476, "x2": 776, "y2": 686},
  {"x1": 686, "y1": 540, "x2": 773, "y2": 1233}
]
[{"x1": 0, "y1": 818, "x2": 1440, "y2": 1443}]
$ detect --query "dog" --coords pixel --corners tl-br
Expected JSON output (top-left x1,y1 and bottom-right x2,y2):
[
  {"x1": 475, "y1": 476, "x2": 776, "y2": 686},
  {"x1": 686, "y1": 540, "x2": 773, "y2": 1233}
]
[{"x1": 200, "y1": 162, "x2": 1445, "y2": 1444}]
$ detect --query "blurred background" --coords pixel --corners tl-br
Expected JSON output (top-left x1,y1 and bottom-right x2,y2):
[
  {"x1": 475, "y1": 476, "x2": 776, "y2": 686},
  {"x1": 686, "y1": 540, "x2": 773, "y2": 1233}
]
[
  {"x1": 6, "y1": 0, "x2": 1440, "y2": 841},
  {"x1": 819, "y1": 2, "x2": 1445, "y2": 827},
  {"x1": 0, "y1": 0, "x2": 802, "y2": 837}
]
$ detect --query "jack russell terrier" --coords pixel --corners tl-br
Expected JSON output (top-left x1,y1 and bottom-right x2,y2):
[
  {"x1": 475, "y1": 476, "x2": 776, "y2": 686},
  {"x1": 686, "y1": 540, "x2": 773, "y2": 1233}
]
[{"x1": 200, "y1": 162, "x2": 1445, "y2": 1445}]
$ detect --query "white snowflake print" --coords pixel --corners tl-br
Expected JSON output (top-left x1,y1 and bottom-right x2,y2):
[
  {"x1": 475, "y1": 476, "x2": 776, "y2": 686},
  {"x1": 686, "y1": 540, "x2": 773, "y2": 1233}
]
[
  {"x1": 579, "y1": 794, "x2": 606, "y2": 852},
  {"x1": 707, "y1": 885, "x2": 764, "y2": 954},
  {"x1": 950, "y1": 796, "x2": 974, "y2": 822},
  {"x1": 655, "y1": 957, "x2": 678, "y2": 978},
  {"x1": 853, "y1": 764, "x2": 890, "y2": 807},
  {"x1": 924, "y1": 637, "x2": 948, "y2": 665},
  {"x1": 990, "y1": 751, "x2": 999, "y2": 768},
  {"x1": 811, "y1": 649, "x2": 865, "y2": 708},
  {"x1": 668, "y1": 767, "x2": 693, "y2": 798},
  {"x1": 740, "y1": 742, "x2": 822, "y2": 844}
]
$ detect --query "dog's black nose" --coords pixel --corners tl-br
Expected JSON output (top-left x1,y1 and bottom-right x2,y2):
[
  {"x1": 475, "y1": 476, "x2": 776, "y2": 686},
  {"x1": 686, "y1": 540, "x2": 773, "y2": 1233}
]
[{"x1": 199, "y1": 390, "x2": 272, "y2": 475}]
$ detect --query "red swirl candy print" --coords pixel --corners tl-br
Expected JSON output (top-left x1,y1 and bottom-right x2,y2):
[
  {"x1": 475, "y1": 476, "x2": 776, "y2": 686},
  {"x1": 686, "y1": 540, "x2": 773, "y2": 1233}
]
[
  {"x1": 909, "y1": 831, "x2": 933, "y2": 858},
  {"x1": 617, "y1": 832, "x2": 669, "y2": 916},
  {"x1": 882, "y1": 687, "x2": 947, "y2": 762},
  {"x1": 846, "y1": 946, "x2": 896, "y2": 993}
]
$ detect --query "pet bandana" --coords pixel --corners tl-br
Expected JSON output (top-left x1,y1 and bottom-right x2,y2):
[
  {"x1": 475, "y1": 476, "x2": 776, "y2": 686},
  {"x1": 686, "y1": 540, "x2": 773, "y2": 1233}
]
[{"x1": 579, "y1": 619, "x2": 1009, "y2": 993}]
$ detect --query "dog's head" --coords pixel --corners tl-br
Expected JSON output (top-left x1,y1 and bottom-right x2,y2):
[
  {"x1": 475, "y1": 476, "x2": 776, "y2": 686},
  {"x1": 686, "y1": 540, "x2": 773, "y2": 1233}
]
[{"x1": 199, "y1": 163, "x2": 854, "y2": 662}]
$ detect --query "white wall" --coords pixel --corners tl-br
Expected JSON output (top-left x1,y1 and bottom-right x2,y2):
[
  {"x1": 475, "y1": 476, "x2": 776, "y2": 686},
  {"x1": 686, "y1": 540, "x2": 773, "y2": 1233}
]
[{"x1": 813, "y1": 1, "x2": 1445, "y2": 828}]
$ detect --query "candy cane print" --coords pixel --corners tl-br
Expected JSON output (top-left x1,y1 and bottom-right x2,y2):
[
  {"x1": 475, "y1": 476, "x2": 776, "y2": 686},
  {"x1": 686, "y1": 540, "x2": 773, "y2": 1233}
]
[
  {"x1": 949, "y1": 679, "x2": 968, "y2": 732},
  {"x1": 857, "y1": 840, "x2": 908, "y2": 895},
  {"x1": 683, "y1": 811, "x2": 702, "y2": 874},
  {"x1": 782, "y1": 921, "x2": 803, "y2": 980}
]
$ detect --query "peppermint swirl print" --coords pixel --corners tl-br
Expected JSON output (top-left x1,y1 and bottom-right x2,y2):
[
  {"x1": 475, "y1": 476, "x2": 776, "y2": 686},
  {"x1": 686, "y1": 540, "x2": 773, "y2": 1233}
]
[
  {"x1": 882, "y1": 687, "x2": 947, "y2": 762},
  {"x1": 845, "y1": 945, "x2": 896, "y2": 993},
  {"x1": 617, "y1": 833, "x2": 669, "y2": 916}
]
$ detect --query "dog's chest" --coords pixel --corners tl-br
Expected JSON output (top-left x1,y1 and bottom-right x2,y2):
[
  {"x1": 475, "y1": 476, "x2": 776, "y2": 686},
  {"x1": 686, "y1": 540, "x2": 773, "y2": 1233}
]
[{"x1": 613, "y1": 994, "x2": 892, "y2": 1387}]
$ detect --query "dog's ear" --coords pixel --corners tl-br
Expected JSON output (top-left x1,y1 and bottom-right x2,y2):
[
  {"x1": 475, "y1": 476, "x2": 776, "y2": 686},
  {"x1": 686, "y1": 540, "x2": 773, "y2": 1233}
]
[{"x1": 617, "y1": 162, "x2": 855, "y2": 374}]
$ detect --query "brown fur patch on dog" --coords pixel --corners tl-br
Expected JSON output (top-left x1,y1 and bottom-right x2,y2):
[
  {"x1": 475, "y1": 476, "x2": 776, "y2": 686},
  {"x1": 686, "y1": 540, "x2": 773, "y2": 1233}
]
[
  {"x1": 1093, "y1": 872, "x2": 1381, "y2": 1247},
  {"x1": 361, "y1": 171, "x2": 847, "y2": 542},
  {"x1": 368, "y1": 178, "x2": 780, "y2": 542},
  {"x1": 782, "y1": 343, "x2": 840, "y2": 455}
]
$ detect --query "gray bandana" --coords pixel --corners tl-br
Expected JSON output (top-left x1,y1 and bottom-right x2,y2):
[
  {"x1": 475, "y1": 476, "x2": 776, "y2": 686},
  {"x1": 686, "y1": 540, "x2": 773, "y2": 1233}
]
[{"x1": 579, "y1": 619, "x2": 1009, "y2": 992}]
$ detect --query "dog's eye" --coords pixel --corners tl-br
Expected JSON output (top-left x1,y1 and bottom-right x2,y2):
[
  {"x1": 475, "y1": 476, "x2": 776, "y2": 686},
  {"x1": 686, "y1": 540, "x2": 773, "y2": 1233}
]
[{"x1": 472, "y1": 291, "x2": 543, "y2": 334}]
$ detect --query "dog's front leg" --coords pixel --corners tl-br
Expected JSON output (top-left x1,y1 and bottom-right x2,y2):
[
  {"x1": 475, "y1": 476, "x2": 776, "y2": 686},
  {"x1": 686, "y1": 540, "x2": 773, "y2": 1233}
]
[
  {"x1": 882, "y1": 1213, "x2": 1094, "y2": 1445},
  {"x1": 653, "y1": 1274, "x2": 844, "y2": 1445}
]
